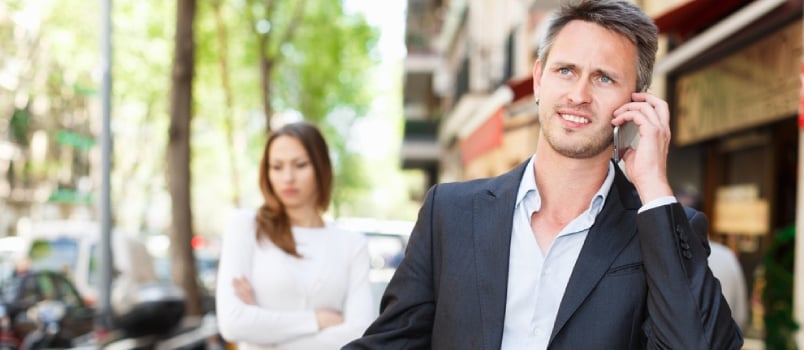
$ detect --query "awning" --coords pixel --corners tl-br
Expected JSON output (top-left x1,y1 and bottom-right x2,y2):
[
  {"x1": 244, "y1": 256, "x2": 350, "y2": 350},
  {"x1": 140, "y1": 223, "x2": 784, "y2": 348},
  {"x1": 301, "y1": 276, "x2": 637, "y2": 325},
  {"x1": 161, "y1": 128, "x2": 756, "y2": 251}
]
[
  {"x1": 460, "y1": 108, "x2": 504, "y2": 165},
  {"x1": 439, "y1": 94, "x2": 488, "y2": 144},
  {"x1": 457, "y1": 86, "x2": 513, "y2": 139},
  {"x1": 653, "y1": 0, "x2": 750, "y2": 38},
  {"x1": 653, "y1": 0, "x2": 788, "y2": 74},
  {"x1": 439, "y1": 87, "x2": 514, "y2": 143},
  {"x1": 506, "y1": 76, "x2": 534, "y2": 103}
]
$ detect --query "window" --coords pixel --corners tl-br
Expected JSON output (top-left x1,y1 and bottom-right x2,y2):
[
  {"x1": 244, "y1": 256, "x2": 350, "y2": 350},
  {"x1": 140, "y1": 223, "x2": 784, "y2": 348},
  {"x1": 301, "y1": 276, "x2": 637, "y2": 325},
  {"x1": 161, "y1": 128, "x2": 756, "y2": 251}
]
[
  {"x1": 53, "y1": 274, "x2": 81, "y2": 307},
  {"x1": 29, "y1": 238, "x2": 80, "y2": 277}
]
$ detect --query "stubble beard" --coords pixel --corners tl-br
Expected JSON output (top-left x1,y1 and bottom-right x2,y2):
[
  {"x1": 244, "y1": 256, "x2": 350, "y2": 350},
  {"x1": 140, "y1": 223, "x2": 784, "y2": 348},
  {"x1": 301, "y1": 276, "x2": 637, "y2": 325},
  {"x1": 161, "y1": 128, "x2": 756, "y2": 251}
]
[{"x1": 539, "y1": 109, "x2": 614, "y2": 159}]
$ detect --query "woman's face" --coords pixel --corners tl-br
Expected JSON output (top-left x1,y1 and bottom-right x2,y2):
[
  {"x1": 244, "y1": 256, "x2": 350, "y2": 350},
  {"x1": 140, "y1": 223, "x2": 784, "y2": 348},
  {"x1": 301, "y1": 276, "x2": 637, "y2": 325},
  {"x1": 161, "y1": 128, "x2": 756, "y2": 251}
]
[{"x1": 268, "y1": 135, "x2": 318, "y2": 211}]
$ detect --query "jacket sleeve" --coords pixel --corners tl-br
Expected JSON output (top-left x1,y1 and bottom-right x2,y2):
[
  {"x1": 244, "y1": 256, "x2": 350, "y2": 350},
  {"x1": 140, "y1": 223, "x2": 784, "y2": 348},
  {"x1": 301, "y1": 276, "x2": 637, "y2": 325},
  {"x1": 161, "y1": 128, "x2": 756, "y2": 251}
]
[
  {"x1": 215, "y1": 209, "x2": 319, "y2": 345},
  {"x1": 638, "y1": 203, "x2": 743, "y2": 349},
  {"x1": 342, "y1": 186, "x2": 439, "y2": 350}
]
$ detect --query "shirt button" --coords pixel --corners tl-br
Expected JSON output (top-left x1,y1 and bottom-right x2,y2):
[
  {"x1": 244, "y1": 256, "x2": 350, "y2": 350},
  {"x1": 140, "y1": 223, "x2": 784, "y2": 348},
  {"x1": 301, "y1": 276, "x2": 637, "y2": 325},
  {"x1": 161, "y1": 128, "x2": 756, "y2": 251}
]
[{"x1": 532, "y1": 327, "x2": 541, "y2": 336}]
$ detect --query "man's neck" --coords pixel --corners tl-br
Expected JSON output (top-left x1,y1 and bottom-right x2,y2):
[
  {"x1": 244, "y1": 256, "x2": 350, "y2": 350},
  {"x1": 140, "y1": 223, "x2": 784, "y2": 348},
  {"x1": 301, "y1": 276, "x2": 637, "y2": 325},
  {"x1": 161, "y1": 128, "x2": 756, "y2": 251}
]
[{"x1": 532, "y1": 144, "x2": 611, "y2": 220}]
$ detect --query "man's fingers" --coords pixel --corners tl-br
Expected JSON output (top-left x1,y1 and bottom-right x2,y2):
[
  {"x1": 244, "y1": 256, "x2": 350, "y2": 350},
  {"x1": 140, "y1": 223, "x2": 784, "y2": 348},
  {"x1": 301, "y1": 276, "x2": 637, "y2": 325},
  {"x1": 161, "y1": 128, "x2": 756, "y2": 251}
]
[{"x1": 631, "y1": 92, "x2": 669, "y2": 126}]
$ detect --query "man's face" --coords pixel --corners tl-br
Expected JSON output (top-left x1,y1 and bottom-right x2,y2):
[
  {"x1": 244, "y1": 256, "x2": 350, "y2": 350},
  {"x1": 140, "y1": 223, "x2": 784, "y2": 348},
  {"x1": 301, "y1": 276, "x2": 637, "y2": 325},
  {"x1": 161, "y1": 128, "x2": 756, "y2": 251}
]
[{"x1": 533, "y1": 20, "x2": 638, "y2": 159}]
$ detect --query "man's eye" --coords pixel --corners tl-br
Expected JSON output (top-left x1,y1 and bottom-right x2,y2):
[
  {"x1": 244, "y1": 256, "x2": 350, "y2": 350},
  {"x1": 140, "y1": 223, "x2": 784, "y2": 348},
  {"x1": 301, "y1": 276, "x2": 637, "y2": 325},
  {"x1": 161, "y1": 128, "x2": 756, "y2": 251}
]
[
  {"x1": 558, "y1": 67, "x2": 570, "y2": 75},
  {"x1": 600, "y1": 75, "x2": 613, "y2": 84}
]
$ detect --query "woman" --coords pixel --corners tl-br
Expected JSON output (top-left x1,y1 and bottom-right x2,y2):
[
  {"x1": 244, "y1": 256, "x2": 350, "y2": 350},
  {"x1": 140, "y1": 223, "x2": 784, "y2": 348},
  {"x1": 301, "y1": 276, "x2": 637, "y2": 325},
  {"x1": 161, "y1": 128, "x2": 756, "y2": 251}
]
[{"x1": 216, "y1": 122, "x2": 375, "y2": 349}]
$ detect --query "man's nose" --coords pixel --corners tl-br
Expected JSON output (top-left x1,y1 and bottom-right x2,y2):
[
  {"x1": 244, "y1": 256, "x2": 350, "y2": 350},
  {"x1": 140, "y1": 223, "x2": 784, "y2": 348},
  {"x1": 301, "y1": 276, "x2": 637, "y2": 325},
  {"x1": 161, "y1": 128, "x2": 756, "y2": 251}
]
[{"x1": 567, "y1": 78, "x2": 592, "y2": 105}]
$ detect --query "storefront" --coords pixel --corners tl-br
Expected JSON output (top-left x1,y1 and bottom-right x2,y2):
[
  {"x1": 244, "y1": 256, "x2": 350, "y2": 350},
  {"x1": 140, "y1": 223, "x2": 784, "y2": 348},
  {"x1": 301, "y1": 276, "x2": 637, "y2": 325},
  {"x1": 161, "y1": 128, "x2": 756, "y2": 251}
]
[
  {"x1": 448, "y1": 76, "x2": 539, "y2": 180},
  {"x1": 655, "y1": 0, "x2": 801, "y2": 343}
]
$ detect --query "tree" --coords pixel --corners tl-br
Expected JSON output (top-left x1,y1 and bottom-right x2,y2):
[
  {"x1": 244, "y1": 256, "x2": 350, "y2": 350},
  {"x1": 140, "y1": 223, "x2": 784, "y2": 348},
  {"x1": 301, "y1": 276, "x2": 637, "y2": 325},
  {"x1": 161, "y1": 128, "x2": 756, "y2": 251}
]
[
  {"x1": 244, "y1": 0, "x2": 307, "y2": 133},
  {"x1": 210, "y1": 0, "x2": 242, "y2": 206},
  {"x1": 167, "y1": 0, "x2": 203, "y2": 316},
  {"x1": 1, "y1": 1, "x2": 393, "y2": 319},
  {"x1": 192, "y1": 0, "x2": 380, "y2": 216}
]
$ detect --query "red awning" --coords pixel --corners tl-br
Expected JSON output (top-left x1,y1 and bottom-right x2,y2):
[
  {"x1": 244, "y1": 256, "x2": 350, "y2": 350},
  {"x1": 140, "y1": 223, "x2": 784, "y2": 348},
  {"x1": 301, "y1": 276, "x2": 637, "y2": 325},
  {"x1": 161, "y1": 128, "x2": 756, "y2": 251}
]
[
  {"x1": 459, "y1": 108, "x2": 505, "y2": 165},
  {"x1": 506, "y1": 76, "x2": 534, "y2": 103},
  {"x1": 653, "y1": 0, "x2": 751, "y2": 39}
]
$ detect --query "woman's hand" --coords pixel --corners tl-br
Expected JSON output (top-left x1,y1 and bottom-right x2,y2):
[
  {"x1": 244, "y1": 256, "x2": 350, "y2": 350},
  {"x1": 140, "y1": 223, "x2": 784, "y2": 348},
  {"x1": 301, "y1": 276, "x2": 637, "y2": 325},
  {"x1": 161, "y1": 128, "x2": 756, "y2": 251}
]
[
  {"x1": 315, "y1": 309, "x2": 344, "y2": 330},
  {"x1": 232, "y1": 276, "x2": 256, "y2": 305}
]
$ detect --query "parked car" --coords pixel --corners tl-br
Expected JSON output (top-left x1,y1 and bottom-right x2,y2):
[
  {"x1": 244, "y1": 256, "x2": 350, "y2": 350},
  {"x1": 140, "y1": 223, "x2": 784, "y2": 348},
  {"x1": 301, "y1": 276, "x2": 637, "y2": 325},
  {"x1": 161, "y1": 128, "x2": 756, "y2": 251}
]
[
  {"x1": 146, "y1": 234, "x2": 219, "y2": 314},
  {"x1": 0, "y1": 270, "x2": 95, "y2": 347},
  {"x1": 334, "y1": 218, "x2": 414, "y2": 308},
  {"x1": 0, "y1": 237, "x2": 26, "y2": 284},
  {"x1": 16, "y1": 220, "x2": 158, "y2": 307}
]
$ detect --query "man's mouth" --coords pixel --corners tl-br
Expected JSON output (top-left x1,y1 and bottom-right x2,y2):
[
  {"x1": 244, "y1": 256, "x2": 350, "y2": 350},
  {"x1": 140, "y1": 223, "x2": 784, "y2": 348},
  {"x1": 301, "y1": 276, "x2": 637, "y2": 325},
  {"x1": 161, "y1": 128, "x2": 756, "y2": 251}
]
[{"x1": 560, "y1": 114, "x2": 589, "y2": 124}]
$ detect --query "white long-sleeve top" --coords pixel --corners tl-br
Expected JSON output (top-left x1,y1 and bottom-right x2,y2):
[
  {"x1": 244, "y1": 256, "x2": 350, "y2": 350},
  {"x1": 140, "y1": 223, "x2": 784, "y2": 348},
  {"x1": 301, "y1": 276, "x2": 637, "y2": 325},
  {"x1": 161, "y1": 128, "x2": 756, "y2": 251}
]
[{"x1": 216, "y1": 209, "x2": 376, "y2": 350}]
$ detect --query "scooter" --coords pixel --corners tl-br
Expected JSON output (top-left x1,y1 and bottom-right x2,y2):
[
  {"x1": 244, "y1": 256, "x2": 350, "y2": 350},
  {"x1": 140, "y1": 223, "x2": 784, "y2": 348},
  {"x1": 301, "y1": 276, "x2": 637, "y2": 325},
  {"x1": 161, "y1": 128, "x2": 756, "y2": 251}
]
[
  {"x1": 75, "y1": 282, "x2": 221, "y2": 350},
  {"x1": 18, "y1": 300, "x2": 67, "y2": 349},
  {"x1": 0, "y1": 305, "x2": 19, "y2": 350},
  {"x1": 102, "y1": 313, "x2": 221, "y2": 350}
]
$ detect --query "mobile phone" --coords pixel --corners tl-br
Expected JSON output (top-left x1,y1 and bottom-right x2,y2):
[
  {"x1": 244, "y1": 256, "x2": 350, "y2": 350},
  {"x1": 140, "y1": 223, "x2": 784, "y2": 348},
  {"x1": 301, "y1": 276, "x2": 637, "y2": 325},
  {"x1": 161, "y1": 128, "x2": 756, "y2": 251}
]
[{"x1": 612, "y1": 122, "x2": 639, "y2": 162}]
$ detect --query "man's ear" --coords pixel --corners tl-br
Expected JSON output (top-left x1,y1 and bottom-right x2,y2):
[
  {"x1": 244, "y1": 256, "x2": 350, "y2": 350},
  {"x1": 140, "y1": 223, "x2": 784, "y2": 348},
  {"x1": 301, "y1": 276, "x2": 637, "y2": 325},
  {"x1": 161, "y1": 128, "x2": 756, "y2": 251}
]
[{"x1": 532, "y1": 60, "x2": 543, "y2": 99}]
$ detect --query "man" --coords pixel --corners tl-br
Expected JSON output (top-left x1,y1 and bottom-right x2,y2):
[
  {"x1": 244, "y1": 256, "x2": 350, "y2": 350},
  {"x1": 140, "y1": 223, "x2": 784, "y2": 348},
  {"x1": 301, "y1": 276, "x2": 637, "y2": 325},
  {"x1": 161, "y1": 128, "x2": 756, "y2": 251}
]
[
  {"x1": 344, "y1": 0, "x2": 743, "y2": 349},
  {"x1": 677, "y1": 184, "x2": 749, "y2": 330},
  {"x1": 708, "y1": 240, "x2": 749, "y2": 329}
]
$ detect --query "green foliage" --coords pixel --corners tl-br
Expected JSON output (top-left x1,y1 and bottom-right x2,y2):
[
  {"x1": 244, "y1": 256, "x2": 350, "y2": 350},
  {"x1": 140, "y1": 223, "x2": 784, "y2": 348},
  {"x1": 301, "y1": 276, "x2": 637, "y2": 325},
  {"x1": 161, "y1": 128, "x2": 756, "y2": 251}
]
[
  {"x1": 762, "y1": 224, "x2": 798, "y2": 350},
  {"x1": 281, "y1": 4, "x2": 379, "y2": 120},
  {"x1": 9, "y1": 109, "x2": 30, "y2": 145},
  {"x1": 278, "y1": 1, "x2": 380, "y2": 213},
  {"x1": 2, "y1": 0, "x2": 397, "y2": 234},
  {"x1": 191, "y1": 0, "x2": 381, "y2": 219}
]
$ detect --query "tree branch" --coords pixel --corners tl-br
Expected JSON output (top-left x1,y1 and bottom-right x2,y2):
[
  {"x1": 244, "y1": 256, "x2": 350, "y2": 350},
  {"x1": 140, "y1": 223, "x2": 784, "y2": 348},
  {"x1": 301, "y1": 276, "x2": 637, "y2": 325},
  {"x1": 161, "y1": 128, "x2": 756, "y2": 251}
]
[{"x1": 271, "y1": 0, "x2": 306, "y2": 66}]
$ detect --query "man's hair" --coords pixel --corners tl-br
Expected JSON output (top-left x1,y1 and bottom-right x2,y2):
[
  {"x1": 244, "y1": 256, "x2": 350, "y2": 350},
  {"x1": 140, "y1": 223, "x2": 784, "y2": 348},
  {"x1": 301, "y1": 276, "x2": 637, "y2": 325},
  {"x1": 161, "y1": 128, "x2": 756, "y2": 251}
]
[{"x1": 537, "y1": 0, "x2": 658, "y2": 92}]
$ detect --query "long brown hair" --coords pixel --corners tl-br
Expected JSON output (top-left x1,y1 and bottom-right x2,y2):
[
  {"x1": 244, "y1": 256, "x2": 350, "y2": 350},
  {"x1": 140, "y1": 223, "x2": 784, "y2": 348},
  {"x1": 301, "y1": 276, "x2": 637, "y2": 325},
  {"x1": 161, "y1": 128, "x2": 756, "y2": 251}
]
[{"x1": 256, "y1": 122, "x2": 333, "y2": 257}]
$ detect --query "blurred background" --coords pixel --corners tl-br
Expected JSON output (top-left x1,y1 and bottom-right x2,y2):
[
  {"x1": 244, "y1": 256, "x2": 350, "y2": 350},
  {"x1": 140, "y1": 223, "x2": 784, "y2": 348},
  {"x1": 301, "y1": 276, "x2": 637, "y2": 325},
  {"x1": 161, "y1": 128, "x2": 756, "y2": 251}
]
[{"x1": 0, "y1": 0, "x2": 803, "y2": 349}]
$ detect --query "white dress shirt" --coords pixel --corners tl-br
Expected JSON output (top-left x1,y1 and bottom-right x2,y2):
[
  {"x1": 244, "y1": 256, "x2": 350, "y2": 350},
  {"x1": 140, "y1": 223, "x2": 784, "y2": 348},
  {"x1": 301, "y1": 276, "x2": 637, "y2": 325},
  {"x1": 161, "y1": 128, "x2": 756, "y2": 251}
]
[
  {"x1": 216, "y1": 209, "x2": 376, "y2": 350},
  {"x1": 500, "y1": 157, "x2": 678, "y2": 349},
  {"x1": 501, "y1": 156, "x2": 615, "y2": 349}
]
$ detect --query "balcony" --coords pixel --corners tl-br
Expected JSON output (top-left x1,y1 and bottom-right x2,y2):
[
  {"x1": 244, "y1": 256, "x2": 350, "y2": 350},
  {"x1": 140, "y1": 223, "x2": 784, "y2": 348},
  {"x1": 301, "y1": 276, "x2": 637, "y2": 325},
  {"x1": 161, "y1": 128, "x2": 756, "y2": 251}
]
[{"x1": 401, "y1": 119, "x2": 440, "y2": 170}]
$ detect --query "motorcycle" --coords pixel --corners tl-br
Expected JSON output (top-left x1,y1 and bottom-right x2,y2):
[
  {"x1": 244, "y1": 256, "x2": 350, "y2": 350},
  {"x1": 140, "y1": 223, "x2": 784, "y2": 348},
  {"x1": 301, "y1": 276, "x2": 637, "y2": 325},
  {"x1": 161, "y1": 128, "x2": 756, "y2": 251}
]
[
  {"x1": 0, "y1": 305, "x2": 19, "y2": 350},
  {"x1": 74, "y1": 282, "x2": 221, "y2": 350},
  {"x1": 18, "y1": 300, "x2": 68, "y2": 350},
  {"x1": 72, "y1": 234, "x2": 222, "y2": 349}
]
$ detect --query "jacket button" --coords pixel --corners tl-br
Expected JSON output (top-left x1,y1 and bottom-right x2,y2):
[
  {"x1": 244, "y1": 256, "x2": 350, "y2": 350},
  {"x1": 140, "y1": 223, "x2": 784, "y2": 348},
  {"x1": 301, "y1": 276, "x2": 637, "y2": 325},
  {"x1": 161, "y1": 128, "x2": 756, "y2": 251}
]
[{"x1": 683, "y1": 251, "x2": 693, "y2": 259}]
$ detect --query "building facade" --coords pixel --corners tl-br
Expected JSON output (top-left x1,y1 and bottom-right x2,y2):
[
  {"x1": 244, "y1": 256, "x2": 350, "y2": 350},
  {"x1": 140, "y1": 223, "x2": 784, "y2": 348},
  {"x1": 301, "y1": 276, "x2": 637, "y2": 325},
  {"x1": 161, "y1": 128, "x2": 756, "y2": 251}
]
[{"x1": 401, "y1": 0, "x2": 804, "y2": 347}]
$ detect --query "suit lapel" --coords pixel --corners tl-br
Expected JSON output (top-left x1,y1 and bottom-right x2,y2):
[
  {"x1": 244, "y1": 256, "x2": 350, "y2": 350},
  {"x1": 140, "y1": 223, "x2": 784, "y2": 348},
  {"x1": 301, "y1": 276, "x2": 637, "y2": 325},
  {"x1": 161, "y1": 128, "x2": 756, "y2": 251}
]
[
  {"x1": 549, "y1": 164, "x2": 641, "y2": 343},
  {"x1": 473, "y1": 162, "x2": 527, "y2": 349}
]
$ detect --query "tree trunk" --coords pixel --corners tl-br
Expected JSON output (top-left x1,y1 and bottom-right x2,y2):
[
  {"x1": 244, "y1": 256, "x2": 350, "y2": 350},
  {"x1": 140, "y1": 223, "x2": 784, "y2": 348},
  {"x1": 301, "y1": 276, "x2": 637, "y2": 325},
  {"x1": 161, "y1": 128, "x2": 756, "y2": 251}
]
[
  {"x1": 212, "y1": 0, "x2": 242, "y2": 206},
  {"x1": 259, "y1": 44, "x2": 274, "y2": 134},
  {"x1": 252, "y1": 0, "x2": 306, "y2": 134},
  {"x1": 168, "y1": 0, "x2": 203, "y2": 317}
]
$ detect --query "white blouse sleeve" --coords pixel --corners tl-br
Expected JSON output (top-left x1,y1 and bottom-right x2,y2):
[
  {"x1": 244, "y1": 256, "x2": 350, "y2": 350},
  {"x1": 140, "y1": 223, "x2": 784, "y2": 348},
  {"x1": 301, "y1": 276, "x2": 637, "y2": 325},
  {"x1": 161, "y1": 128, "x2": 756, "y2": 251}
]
[
  {"x1": 215, "y1": 209, "x2": 319, "y2": 345},
  {"x1": 273, "y1": 233, "x2": 376, "y2": 349}
]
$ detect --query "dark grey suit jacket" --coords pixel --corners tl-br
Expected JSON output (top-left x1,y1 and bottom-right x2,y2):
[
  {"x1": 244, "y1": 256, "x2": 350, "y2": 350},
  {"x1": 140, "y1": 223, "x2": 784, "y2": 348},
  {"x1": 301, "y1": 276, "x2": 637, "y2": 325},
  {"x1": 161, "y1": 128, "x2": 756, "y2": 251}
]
[{"x1": 344, "y1": 161, "x2": 743, "y2": 349}]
